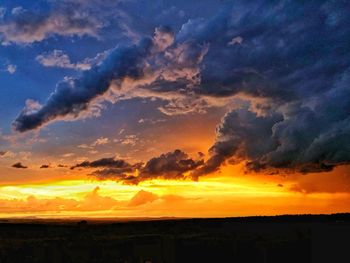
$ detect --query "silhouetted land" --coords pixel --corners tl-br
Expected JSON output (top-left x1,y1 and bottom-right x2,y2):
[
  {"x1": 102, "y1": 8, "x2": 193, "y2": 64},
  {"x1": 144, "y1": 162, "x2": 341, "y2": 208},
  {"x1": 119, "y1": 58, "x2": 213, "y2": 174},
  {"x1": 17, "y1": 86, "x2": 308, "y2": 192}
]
[{"x1": 0, "y1": 214, "x2": 349, "y2": 263}]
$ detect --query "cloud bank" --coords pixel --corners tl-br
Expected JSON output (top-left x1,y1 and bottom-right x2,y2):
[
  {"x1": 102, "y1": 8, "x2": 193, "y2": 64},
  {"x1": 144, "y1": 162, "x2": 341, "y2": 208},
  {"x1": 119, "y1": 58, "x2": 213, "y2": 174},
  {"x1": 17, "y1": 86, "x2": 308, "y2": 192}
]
[
  {"x1": 13, "y1": 36, "x2": 155, "y2": 132},
  {"x1": 72, "y1": 149, "x2": 204, "y2": 184},
  {"x1": 13, "y1": 1, "x2": 350, "y2": 174}
]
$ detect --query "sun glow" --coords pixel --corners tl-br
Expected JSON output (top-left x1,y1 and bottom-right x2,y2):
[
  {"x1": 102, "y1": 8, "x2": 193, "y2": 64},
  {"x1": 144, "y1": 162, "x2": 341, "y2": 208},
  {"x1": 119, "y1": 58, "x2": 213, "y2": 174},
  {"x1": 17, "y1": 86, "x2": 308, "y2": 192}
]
[{"x1": 0, "y1": 166, "x2": 349, "y2": 219}]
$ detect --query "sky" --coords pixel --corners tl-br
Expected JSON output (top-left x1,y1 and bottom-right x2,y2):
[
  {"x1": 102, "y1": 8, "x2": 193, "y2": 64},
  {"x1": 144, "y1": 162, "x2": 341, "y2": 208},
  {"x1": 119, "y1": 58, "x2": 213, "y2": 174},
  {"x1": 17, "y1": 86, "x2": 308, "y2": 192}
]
[{"x1": 0, "y1": 0, "x2": 349, "y2": 218}]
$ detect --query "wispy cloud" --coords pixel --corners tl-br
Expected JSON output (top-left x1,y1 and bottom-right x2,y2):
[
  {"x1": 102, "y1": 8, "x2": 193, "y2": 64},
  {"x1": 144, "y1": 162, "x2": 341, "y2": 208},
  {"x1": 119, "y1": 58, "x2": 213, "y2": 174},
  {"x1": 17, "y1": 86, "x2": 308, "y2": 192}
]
[
  {"x1": 0, "y1": 5, "x2": 103, "y2": 45},
  {"x1": 36, "y1": 50, "x2": 91, "y2": 71}
]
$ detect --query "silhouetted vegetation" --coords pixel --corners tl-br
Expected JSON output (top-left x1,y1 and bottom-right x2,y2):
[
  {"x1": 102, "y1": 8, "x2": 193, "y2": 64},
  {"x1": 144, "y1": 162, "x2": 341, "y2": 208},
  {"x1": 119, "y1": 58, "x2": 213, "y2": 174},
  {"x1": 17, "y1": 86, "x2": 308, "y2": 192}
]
[{"x1": 0, "y1": 214, "x2": 349, "y2": 262}]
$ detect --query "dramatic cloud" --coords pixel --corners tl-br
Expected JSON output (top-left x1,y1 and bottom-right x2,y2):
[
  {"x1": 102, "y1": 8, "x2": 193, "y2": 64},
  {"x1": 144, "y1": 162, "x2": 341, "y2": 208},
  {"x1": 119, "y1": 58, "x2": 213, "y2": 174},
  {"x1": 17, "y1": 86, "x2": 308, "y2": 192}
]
[
  {"x1": 200, "y1": 83, "x2": 350, "y2": 174},
  {"x1": 0, "y1": 3, "x2": 103, "y2": 45},
  {"x1": 139, "y1": 149, "x2": 204, "y2": 181},
  {"x1": 189, "y1": 1, "x2": 350, "y2": 174},
  {"x1": 71, "y1": 157, "x2": 140, "y2": 171},
  {"x1": 12, "y1": 162, "x2": 27, "y2": 169},
  {"x1": 194, "y1": 108, "x2": 284, "y2": 176},
  {"x1": 13, "y1": 36, "x2": 155, "y2": 132},
  {"x1": 40, "y1": 164, "x2": 50, "y2": 169},
  {"x1": 74, "y1": 150, "x2": 203, "y2": 184},
  {"x1": 13, "y1": 1, "x2": 350, "y2": 174},
  {"x1": 12, "y1": 23, "x2": 210, "y2": 131}
]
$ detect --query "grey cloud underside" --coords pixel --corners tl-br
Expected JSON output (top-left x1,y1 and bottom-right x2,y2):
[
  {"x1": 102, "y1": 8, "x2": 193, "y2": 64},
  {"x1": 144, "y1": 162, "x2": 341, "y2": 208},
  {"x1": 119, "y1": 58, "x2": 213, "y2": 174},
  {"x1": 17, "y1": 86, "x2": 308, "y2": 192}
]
[
  {"x1": 13, "y1": 37, "x2": 154, "y2": 132},
  {"x1": 190, "y1": 1, "x2": 350, "y2": 174},
  {"x1": 71, "y1": 157, "x2": 141, "y2": 172},
  {"x1": 72, "y1": 150, "x2": 204, "y2": 184},
  {"x1": 139, "y1": 149, "x2": 204, "y2": 181},
  {"x1": 14, "y1": 1, "x2": 350, "y2": 173}
]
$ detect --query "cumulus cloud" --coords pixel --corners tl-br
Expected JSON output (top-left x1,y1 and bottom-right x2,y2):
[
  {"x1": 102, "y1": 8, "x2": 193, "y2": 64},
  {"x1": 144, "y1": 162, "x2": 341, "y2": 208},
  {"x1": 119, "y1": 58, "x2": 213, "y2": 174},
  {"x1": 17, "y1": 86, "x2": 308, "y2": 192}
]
[
  {"x1": 13, "y1": 1, "x2": 350, "y2": 174},
  {"x1": 36, "y1": 50, "x2": 91, "y2": 71},
  {"x1": 36, "y1": 49, "x2": 109, "y2": 71},
  {"x1": 12, "y1": 162, "x2": 27, "y2": 169},
  {"x1": 0, "y1": 150, "x2": 15, "y2": 158},
  {"x1": 12, "y1": 24, "x2": 208, "y2": 131},
  {"x1": 194, "y1": 108, "x2": 284, "y2": 176},
  {"x1": 114, "y1": 134, "x2": 139, "y2": 146},
  {"x1": 127, "y1": 190, "x2": 188, "y2": 207},
  {"x1": 199, "y1": 91, "x2": 350, "y2": 174},
  {"x1": 6, "y1": 64, "x2": 16, "y2": 74},
  {"x1": 13, "y1": 36, "x2": 155, "y2": 132},
  {"x1": 91, "y1": 137, "x2": 109, "y2": 146},
  {"x1": 128, "y1": 190, "x2": 158, "y2": 206},
  {"x1": 0, "y1": 186, "x2": 121, "y2": 213},
  {"x1": 139, "y1": 149, "x2": 204, "y2": 181},
  {"x1": 72, "y1": 149, "x2": 203, "y2": 184},
  {"x1": 0, "y1": 187, "x2": 190, "y2": 215},
  {"x1": 0, "y1": 4, "x2": 103, "y2": 45},
  {"x1": 188, "y1": 1, "x2": 350, "y2": 174},
  {"x1": 0, "y1": 60, "x2": 17, "y2": 74}
]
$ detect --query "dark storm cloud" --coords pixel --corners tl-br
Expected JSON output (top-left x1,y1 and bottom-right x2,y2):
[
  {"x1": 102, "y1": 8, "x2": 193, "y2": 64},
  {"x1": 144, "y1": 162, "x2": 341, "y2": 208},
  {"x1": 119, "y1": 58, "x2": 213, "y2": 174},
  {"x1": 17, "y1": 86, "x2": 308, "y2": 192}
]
[
  {"x1": 139, "y1": 149, "x2": 204, "y2": 180},
  {"x1": 91, "y1": 169, "x2": 138, "y2": 184},
  {"x1": 184, "y1": 1, "x2": 350, "y2": 174},
  {"x1": 12, "y1": 162, "x2": 27, "y2": 169},
  {"x1": 71, "y1": 157, "x2": 141, "y2": 173},
  {"x1": 13, "y1": 37, "x2": 154, "y2": 132},
  {"x1": 194, "y1": 108, "x2": 284, "y2": 176},
  {"x1": 199, "y1": 92, "x2": 350, "y2": 174},
  {"x1": 72, "y1": 157, "x2": 141, "y2": 184},
  {"x1": 75, "y1": 150, "x2": 203, "y2": 184},
  {"x1": 13, "y1": 1, "x2": 350, "y2": 174},
  {"x1": 173, "y1": 1, "x2": 348, "y2": 101},
  {"x1": 0, "y1": 4, "x2": 103, "y2": 44}
]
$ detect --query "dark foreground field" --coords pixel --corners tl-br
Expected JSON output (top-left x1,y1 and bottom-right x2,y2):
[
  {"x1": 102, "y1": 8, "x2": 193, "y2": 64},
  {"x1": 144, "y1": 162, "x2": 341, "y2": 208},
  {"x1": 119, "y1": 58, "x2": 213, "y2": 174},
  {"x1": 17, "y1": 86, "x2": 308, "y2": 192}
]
[{"x1": 0, "y1": 214, "x2": 349, "y2": 263}]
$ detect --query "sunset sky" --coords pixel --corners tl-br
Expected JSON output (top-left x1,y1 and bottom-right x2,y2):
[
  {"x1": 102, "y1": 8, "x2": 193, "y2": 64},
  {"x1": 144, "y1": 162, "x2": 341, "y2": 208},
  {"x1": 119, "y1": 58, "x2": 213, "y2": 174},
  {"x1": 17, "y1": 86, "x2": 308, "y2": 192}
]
[{"x1": 0, "y1": 0, "x2": 349, "y2": 218}]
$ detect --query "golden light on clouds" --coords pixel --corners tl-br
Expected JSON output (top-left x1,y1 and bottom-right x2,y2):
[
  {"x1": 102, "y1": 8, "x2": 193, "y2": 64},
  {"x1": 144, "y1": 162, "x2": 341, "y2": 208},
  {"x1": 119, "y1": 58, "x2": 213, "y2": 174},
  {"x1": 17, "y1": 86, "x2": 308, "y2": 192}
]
[{"x1": 0, "y1": 165, "x2": 349, "y2": 218}]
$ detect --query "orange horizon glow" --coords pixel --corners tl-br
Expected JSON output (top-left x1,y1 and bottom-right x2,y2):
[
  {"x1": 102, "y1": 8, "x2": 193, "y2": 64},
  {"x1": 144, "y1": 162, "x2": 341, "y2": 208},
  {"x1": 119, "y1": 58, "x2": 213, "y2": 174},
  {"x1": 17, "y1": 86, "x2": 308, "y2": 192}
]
[{"x1": 1, "y1": 164, "x2": 349, "y2": 219}]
